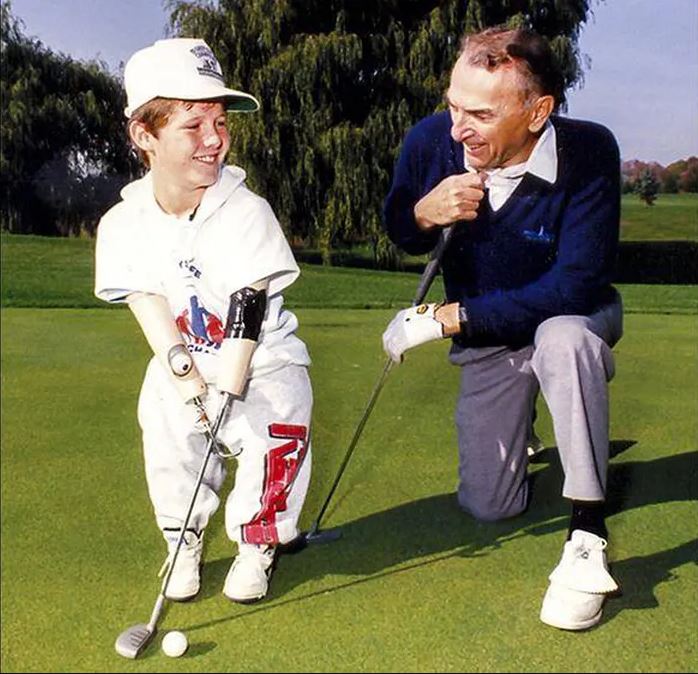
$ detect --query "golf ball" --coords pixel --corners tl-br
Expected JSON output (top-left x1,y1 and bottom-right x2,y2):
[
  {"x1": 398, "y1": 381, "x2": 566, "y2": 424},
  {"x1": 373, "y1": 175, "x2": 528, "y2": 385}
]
[{"x1": 162, "y1": 630, "x2": 188, "y2": 658}]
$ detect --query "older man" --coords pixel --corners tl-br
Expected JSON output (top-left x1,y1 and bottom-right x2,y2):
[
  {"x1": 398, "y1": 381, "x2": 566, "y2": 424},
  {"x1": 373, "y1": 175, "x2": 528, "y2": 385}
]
[{"x1": 382, "y1": 26, "x2": 622, "y2": 630}]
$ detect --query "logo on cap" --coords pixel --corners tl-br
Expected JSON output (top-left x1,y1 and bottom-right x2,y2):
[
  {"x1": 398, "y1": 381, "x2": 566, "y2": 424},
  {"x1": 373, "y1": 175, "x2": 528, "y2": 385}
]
[{"x1": 190, "y1": 45, "x2": 224, "y2": 82}]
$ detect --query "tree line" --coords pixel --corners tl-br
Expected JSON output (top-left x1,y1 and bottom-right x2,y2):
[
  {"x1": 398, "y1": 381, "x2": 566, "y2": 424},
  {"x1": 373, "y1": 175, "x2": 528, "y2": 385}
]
[
  {"x1": 622, "y1": 158, "x2": 698, "y2": 195},
  {"x1": 5, "y1": 0, "x2": 664, "y2": 264},
  {"x1": 1, "y1": 2, "x2": 139, "y2": 236}
]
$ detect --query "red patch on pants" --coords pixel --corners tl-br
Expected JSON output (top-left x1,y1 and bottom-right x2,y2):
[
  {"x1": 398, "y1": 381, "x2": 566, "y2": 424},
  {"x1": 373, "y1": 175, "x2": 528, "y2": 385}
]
[{"x1": 242, "y1": 423, "x2": 308, "y2": 545}]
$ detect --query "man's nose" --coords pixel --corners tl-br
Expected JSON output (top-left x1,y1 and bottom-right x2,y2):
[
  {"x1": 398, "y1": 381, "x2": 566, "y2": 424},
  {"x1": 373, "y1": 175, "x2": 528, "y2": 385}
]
[{"x1": 451, "y1": 112, "x2": 473, "y2": 141}]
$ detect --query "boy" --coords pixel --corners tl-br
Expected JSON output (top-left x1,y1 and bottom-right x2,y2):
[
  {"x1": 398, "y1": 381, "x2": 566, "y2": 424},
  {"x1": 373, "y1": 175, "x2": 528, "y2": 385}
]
[{"x1": 94, "y1": 38, "x2": 313, "y2": 604}]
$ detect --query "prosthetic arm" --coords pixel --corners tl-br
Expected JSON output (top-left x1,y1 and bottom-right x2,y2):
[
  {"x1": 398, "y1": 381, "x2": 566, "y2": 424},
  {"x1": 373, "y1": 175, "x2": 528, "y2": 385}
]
[
  {"x1": 217, "y1": 279, "x2": 268, "y2": 396},
  {"x1": 127, "y1": 292, "x2": 207, "y2": 402}
]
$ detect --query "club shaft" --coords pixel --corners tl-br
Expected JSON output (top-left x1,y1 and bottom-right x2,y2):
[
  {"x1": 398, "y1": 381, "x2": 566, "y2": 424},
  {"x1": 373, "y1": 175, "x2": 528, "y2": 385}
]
[
  {"x1": 147, "y1": 595, "x2": 166, "y2": 632},
  {"x1": 311, "y1": 357, "x2": 393, "y2": 532},
  {"x1": 145, "y1": 392, "x2": 233, "y2": 631},
  {"x1": 412, "y1": 225, "x2": 454, "y2": 305},
  {"x1": 311, "y1": 225, "x2": 454, "y2": 533}
]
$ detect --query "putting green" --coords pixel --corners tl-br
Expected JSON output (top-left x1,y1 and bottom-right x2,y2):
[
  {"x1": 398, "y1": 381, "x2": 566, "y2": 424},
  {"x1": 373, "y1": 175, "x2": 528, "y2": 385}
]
[{"x1": 2, "y1": 307, "x2": 696, "y2": 672}]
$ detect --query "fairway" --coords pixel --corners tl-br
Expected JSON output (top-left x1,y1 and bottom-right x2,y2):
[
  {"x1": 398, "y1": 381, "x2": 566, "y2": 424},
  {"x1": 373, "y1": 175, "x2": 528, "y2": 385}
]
[
  {"x1": 1, "y1": 304, "x2": 696, "y2": 673},
  {"x1": 620, "y1": 193, "x2": 698, "y2": 241}
]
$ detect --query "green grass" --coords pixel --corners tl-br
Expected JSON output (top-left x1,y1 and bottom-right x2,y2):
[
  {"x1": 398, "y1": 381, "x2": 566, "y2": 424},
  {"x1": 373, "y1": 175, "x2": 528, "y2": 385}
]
[
  {"x1": 2, "y1": 306, "x2": 696, "y2": 672},
  {"x1": 620, "y1": 193, "x2": 698, "y2": 241},
  {"x1": 2, "y1": 233, "x2": 697, "y2": 313},
  {"x1": 0, "y1": 233, "x2": 446, "y2": 309},
  {"x1": 1, "y1": 233, "x2": 697, "y2": 670}
]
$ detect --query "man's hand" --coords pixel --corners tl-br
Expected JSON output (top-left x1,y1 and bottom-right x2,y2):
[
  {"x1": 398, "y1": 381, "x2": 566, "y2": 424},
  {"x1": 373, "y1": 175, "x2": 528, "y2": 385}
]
[
  {"x1": 382, "y1": 303, "x2": 445, "y2": 363},
  {"x1": 414, "y1": 172, "x2": 485, "y2": 230}
]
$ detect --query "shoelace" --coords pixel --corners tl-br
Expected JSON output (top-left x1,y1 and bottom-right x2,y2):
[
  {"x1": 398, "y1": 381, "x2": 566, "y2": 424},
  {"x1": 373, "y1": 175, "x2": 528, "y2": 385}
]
[
  {"x1": 571, "y1": 535, "x2": 607, "y2": 562},
  {"x1": 158, "y1": 556, "x2": 172, "y2": 578}
]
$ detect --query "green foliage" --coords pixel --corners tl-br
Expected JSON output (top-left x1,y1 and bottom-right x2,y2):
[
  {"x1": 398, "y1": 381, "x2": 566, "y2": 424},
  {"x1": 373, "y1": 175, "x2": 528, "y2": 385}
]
[
  {"x1": 622, "y1": 157, "x2": 698, "y2": 195},
  {"x1": 0, "y1": 1, "x2": 138, "y2": 236},
  {"x1": 166, "y1": 0, "x2": 593, "y2": 265},
  {"x1": 664, "y1": 156, "x2": 698, "y2": 193},
  {"x1": 634, "y1": 167, "x2": 660, "y2": 206}
]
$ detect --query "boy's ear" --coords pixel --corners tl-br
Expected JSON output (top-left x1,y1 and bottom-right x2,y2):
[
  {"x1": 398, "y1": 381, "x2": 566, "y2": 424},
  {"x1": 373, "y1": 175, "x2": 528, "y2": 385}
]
[{"x1": 129, "y1": 120, "x2": 157, "y2": 154}]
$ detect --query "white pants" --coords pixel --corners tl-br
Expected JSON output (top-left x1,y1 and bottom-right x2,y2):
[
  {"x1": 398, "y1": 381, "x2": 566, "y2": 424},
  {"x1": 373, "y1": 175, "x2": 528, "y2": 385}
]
[{"x1": 137, "y1": 360, "x2": 313, "y2": 545}]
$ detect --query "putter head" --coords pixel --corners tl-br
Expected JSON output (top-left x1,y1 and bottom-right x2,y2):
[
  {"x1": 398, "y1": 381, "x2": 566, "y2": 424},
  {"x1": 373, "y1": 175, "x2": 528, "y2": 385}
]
[
  {"x1": 115, "y1": 623, "x2": 156, "y2": 659},
  {"x1": 276, "y1": 527, "x2": 343, "y2": 555}
]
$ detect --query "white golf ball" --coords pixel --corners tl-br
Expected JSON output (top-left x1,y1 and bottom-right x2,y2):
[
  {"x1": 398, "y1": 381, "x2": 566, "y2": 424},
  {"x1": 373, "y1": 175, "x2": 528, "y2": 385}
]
[{"x1": 162, "y1": 630, "x2": 188, "y2": 658}]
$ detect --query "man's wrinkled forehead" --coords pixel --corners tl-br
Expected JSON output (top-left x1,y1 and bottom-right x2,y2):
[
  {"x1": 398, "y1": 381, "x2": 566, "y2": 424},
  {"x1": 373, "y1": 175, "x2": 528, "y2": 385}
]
[{"x1": 448, "y1": 55, "x2": 528, "y2": 108}]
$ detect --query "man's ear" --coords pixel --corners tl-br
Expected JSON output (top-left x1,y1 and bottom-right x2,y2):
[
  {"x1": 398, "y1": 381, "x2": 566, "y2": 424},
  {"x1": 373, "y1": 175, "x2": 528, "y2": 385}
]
[
  {"x1": 528, "y1": 95, "x2": 555, "y2": 133},
  {"x1": 129, "y1": 120, "x2": 157, "y2": 155}
]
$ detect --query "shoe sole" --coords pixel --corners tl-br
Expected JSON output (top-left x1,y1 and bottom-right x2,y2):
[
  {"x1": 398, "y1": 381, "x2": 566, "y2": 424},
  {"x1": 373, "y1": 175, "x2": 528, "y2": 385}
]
[
  {"x1": 540, "y1": 607, "x2": 602, "y2": 631},
  {"x1": 224, "y1": 592, "x2": 266, "y2": 605},
  {"x1": 165, "y1": 590, "x2": 200, "y2": 602}
]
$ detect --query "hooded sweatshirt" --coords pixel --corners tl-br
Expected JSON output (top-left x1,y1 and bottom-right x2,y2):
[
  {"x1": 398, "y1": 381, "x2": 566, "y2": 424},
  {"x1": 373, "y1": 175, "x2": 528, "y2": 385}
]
[{"x1": 95, "y1": 165, "x2": 310, "y2": 382}]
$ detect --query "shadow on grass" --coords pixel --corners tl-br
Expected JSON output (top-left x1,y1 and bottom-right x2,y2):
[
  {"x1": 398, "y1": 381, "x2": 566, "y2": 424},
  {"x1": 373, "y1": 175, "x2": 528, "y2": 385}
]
[{"x1": 195, "y1": 447, "x2": 696, "y2": 631}]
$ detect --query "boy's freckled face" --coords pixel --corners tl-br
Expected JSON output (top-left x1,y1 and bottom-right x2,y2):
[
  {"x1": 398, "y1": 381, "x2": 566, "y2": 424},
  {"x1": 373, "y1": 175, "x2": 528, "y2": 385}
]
[{"x1": 148, "y1": 101, "x2": 231, "y2": 192}]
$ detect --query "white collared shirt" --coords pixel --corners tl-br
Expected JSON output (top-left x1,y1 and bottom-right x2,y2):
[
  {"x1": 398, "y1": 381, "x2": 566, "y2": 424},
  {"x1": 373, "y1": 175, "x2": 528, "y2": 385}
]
[{"x1": 464, "y1": 120, "x2": 558, "y2": 211}]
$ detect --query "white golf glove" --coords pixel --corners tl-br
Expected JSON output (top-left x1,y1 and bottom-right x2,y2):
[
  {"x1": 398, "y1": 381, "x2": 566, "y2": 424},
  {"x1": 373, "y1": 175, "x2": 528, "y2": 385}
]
[{"x1": 382, "y1": 303, "x2": 444, "y2": 363}]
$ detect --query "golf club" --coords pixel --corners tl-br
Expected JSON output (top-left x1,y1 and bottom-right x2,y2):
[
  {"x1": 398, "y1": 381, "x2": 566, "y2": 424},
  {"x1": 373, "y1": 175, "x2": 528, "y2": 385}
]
[
  {"x1": 294, "y1": 224, "x2": 457, "y2": 547},
  {"x1": 192, "y1": 396, "x2": 240, "y2": 459},
  {"x1": 114, "y1": 391, "x2": 234, "y2": 659}
]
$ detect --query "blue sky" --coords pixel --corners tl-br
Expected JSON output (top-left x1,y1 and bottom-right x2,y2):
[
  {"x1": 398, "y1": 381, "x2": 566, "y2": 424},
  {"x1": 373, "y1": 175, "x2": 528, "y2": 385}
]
[{"x1": 9, "y1": 0, "x2": 698, "y2": 165}]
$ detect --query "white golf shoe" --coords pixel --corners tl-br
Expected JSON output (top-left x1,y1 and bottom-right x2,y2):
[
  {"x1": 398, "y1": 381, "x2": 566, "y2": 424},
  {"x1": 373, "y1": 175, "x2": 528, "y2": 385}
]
[
  {"x1": 540, "y1": 529, "x2": 619, "y2": 630},
  {"x1": 223, "y1": 543, "x2": 276, "y2": 604},
  {"x1": 159, "y1": 529, "x2": 203, "y2": 602}
]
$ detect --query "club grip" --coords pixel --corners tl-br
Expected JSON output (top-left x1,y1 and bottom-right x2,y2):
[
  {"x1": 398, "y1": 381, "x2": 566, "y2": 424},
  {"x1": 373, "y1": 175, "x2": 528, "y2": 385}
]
[{"x1": 411, "y1": 226, "x2": 455, "y2": 306}]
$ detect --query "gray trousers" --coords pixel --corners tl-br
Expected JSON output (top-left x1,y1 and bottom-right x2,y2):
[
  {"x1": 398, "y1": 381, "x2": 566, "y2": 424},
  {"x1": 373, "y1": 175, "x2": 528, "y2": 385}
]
[{"x1": 449, "y1": 291, "x2": 623, "y2": 522}]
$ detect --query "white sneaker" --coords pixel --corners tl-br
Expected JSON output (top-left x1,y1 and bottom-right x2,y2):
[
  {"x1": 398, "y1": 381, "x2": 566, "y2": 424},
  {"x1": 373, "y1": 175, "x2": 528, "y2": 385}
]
[
  {"x1": 223, "y1": 544, "x2": 276, "y2": 604},
  {"x1": 540, "y1": 530, "x2": 619, "y2": 630},
  {"x1": 159, "y1": 529, "x2": 203, "y2": 602}
]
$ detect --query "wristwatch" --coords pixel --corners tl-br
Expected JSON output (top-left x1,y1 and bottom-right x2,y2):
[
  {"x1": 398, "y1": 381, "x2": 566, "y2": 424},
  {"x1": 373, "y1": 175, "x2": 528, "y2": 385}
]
[{"x1": 458, "y1": 305, "x2": 469, "y2": 335}]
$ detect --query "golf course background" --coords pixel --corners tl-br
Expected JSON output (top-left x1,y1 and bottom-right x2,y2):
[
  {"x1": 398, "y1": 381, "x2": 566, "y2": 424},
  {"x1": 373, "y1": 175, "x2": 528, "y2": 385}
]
[{"x1": 1, "y1": 224, "x2": 696, "y2": 672}]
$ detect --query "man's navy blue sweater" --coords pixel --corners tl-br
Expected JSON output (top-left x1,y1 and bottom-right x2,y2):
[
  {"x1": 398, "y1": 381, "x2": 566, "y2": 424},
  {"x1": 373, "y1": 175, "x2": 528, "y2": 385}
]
[{"x1": 384, "y1": 112, "x2": 621, "y2": 347}]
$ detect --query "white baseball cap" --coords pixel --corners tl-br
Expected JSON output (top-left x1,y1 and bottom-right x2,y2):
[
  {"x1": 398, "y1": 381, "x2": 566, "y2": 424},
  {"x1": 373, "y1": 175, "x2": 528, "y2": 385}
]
[{"x1": 123, "y1": 38, "x2": 260, "y2": 118}]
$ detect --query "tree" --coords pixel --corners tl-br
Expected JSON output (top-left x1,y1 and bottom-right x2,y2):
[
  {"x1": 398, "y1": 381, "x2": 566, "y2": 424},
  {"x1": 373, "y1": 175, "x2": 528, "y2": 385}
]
[
  {"x1": 167, "y1": 0, "x2": 595, "y2": 266},
  {"x1": 677, "y1": 157, "x2": 698, "y2": 192},
  {"x1": 661, "y1": 170, "x2": 679, "y2": 194},
  {"x1": 1, "y1": 1, "x2": 138, "y2": 235},
  {"x1": 635, "y1": 167, "x2": 660, "y2": 206}
]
